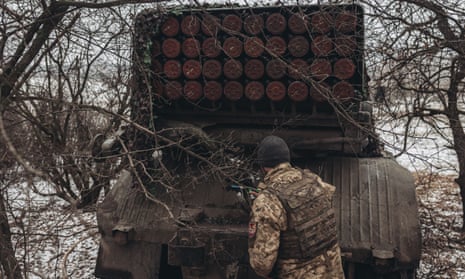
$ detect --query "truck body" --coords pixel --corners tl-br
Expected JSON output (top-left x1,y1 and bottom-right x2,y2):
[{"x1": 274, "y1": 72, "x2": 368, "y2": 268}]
[{"x1": 95, "y1": 4, "x2": 421, "y2": 278}]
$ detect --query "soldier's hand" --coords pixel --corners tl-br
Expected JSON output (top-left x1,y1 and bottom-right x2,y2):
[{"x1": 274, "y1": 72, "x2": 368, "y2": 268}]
[{"x1": 249, "y1": 191, "x2": 260, "y2": 198}]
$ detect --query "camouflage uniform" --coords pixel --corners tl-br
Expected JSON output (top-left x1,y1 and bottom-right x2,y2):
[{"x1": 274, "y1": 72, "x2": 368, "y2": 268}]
[{"x1": 248, "y1": 163, "x2": 345, "y2": 279}]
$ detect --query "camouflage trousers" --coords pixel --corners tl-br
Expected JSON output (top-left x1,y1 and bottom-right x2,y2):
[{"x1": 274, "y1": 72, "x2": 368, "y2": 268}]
[{"x1": 272, "y1": 244, "x2": 345, "y2": 279}]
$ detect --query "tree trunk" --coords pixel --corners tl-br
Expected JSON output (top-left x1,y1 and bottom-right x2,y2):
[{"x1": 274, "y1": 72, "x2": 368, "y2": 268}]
[
  {"x1": 454, "y1": 176, "x2": 465, "y2": 232},
  {"x1": 0, "y1": 191, "x2": 23, "y2": 279},
  {"x1": 444, "y1": 56, "x2": 465, "y2": 231}
]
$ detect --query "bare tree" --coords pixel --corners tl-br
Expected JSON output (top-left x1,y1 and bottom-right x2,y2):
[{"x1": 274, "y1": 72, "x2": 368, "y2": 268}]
[
  {"x1": 0, "y1": 189, "x2": 22, "y2": 278},
  {"x1": 0, "y1": 0, "x2": 162, "y2": 276},
  {"x1": 0, "y1": 0, "x2": 164, "y2": 203},
  {"x1": 362, "y1": 0, "x2": 465, "y2": 230},
  {"x1": 0, "y1": 111, "x2": 29, "y2": 278}
]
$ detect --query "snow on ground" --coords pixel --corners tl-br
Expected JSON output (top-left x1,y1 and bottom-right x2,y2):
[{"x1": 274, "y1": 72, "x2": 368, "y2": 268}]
[
  {"x1": 415, "y1": 174, "x2": 465, "y2": 279},
  {"x1": 7, "y1": 182, "x2": 99, "y2": 279},
  {"x1": 375, "y1": 112, "x2": 459, "y2": 175}
]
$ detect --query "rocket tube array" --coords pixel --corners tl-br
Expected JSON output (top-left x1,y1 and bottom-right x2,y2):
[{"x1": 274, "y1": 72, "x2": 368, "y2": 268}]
[{"x1": 154, "y1": 8, "x2": 359, "y2": 103}]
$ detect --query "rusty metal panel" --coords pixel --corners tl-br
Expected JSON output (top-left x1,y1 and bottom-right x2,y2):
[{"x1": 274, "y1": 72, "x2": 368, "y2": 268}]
[{"x1": 308, "y1": 157, "x2": 421, "y2": 269}]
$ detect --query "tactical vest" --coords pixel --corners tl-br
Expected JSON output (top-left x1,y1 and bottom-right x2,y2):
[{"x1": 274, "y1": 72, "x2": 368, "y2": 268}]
[{"x1": 266, "y1": 170, "x2": 338, "y2": 260}]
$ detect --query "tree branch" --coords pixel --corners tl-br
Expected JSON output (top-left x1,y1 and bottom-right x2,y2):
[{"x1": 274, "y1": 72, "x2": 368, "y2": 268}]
[{"x1": 55, "y1": 0, "x2": 164, "y2": 9}]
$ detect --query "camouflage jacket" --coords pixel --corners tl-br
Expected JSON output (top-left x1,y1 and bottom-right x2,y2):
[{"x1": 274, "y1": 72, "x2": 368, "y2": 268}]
[{"x1": 248, "y1": 163, "x2": 345, "y2": 279}]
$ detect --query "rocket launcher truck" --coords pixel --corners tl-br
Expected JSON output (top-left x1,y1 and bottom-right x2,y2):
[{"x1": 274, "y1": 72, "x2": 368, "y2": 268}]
[{"x1": 94, "y1": 4, "x2": 421, "y2": 278}]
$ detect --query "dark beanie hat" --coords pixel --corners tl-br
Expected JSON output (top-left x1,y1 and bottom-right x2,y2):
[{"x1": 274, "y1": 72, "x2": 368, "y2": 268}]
[{"x1": 256, "y1": 135, "x2": 290, "y2": 168}]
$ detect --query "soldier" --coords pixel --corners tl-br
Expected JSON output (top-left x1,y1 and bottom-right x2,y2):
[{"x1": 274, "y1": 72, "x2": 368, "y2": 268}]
[{"x1": 248, "y1": 135, "x2": 345, "y2": 279}]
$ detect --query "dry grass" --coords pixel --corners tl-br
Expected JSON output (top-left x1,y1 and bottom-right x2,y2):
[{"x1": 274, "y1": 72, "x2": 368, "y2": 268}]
[{"x1": 415, "y1": 173, "x2": 465, "y2": 279}]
